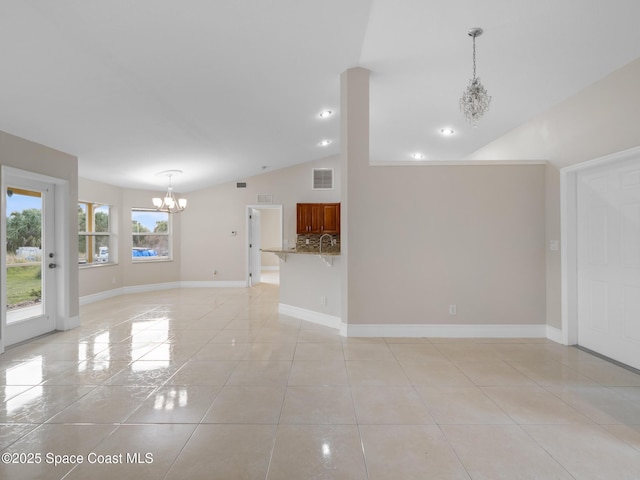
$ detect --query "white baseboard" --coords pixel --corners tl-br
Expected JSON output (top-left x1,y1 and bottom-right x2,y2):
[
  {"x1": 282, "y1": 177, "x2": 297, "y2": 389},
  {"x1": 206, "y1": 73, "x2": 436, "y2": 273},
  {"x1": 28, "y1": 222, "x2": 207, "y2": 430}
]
[
  {"x1": 123, "y1": 281, "x2": 183, "y2": 294},
  {"x1": 341, "y1": 323, "x2": 548, "y2": 338},
  {"x1": 56, "y1": 315, "x2": 80, "y2": 331},
  {"x1": 79, "y1": 286, "x2": 560, "y2": 343},
  {"x1": 80, "y1": 287, "x2": 126, "y2": 305},
  {"x1": 180, "y1": 281, "x2": 247, "y2": 288},
  {"x1": 79, "y1": 282, "x2": 183, "y2": 305},
  {"x1": 276, "y1": 306, "x2": 547, "y2": 339},
  {"x1": 546, "y1": 325, "x2": 564, "y2": 344},
  {"x1": 80, "y1": 280, "x2": 248, "y2": 305},
  {"x1": 279, "y1": 304, "x2": 341, "y2": 330}
]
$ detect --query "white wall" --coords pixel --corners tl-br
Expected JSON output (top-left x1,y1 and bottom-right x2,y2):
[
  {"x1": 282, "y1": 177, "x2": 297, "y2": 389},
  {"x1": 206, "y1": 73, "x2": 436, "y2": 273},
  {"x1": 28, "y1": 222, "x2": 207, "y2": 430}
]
[{"x1": 545, "y1": 164, "x2": 562, "y2": 329}]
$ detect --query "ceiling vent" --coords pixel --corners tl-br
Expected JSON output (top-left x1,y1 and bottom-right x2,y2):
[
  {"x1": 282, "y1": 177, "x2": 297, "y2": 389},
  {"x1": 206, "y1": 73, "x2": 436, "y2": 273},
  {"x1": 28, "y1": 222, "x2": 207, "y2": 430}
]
[
  {"x1": 312, "y1": 168, "x2": 334, "y2": 190},
  {"x1": 236, "y1": 182, "x2": 247, "y2": 189},
  {"x1": 257, "y1": 194, "x2": 273, "y2": 204}
]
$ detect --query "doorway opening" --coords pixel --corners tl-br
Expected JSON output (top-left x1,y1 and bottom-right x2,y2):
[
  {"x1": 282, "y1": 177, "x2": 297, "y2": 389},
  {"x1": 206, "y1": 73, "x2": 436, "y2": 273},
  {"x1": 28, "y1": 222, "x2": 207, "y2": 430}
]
[{"x1": 246, "y1": 205, "x2": 283, "y2": 286}]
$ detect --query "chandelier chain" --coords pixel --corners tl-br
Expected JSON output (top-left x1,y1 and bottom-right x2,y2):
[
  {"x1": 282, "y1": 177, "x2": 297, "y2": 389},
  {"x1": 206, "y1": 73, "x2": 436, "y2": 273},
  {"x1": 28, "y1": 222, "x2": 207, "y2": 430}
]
[{"x1": 472, "y1": 35, "x2": 477, "y2": 80}]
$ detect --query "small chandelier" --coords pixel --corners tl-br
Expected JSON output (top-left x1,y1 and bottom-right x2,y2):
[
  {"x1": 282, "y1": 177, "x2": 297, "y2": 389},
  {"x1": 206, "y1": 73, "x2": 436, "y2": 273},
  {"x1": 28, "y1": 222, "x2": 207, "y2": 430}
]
[
  {"x1": 152, "y1": 170, "x2": 187, "y2": 214},
  {"x1": 460, "y1": 27, "x2": 491, "y2": 127}
]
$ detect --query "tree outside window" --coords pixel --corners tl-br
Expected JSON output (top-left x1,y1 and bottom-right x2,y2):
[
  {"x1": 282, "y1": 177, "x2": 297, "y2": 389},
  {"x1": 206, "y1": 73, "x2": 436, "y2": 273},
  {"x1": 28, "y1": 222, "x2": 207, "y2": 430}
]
[
  {"x1": 132, "y1": 209, "x2": 171, "y2": 261},
  {"x1": 79, "y1": 202, "x2": 113, "y2": 265}
]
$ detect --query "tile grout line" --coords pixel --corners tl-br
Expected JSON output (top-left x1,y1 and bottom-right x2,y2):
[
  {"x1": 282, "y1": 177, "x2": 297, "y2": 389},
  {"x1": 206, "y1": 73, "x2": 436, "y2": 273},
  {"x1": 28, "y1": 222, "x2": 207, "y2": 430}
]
[
  {"x1": 262, "y1": 312, "x2": 301, "y2": 480},
  {"x1": 343, "y1": 335, "x2": 372, "y2": 480}
]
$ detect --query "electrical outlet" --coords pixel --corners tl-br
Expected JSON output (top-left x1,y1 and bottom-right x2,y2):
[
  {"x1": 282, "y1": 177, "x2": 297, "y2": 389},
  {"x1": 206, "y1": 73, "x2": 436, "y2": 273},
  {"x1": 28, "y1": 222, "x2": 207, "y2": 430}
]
[
  {"x1": 305, "y1": 239, "x2": 310, "y2": 245},
  {"x1": 320, "y1": 296, "x2": 327, "y2": 306},
  {"x1": 449, "y1": 305, "x2": 457, "y2": 315}
]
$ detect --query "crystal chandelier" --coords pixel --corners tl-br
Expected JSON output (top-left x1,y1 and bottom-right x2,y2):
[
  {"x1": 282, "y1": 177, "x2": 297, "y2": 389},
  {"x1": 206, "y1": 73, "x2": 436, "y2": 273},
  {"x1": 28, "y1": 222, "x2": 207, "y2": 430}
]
[
  {"x1": 152, "y1": 170, "x2": 187, "y2": 213},
  {"x1": 460, "y1": 27, "x2": 491, "y2": 127}
]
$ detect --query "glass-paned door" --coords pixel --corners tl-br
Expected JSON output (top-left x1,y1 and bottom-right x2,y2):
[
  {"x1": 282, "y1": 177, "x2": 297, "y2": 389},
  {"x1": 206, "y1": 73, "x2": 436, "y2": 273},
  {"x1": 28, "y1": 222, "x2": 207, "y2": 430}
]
[{"x1": 4, "y1": 177, "x2": 56, "y2": 346}]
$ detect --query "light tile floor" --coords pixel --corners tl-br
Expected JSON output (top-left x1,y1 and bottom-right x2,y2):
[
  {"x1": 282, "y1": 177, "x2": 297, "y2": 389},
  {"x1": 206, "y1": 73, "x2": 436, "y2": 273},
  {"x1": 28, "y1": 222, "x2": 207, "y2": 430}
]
[{"x1": 1, "y1": 280, "x2": 640, "y2": 479}]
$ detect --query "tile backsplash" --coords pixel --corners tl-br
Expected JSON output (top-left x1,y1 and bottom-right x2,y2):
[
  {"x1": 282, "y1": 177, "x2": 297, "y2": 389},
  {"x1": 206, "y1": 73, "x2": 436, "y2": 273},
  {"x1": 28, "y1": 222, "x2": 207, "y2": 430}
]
[{"x1": 296, "y1": 234, "x2": 341, "y2": 253}]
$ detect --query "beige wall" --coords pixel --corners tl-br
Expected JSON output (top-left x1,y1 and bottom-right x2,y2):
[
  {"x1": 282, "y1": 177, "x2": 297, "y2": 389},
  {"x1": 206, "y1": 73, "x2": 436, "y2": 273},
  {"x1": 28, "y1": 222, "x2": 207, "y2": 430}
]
[
  {"x1": 78, "y1": 178, "x2": 123, "y2": 297},
  {"x1": 259, "y1": 208, "x2": 282, "y2": 268},
  {"x1": 78, "y1": 178, "x2": 182, "y2": 297},
  {"x1": 341, "y1": 68, "x2": 547, "y2": 327},
  {"x1": 0, "y1": 131, "x2": 79, "y2": 324},
  {"x1": 470, "y1": 58, "x2": 640, "y2": 331},
  {"x1": 7, "y1": 57, "x2": 637, "y2": 338},
  {"x1": 68, "y1": 59, "x2": 640, "y2": 332},
  {"x1": 279, "y1": 255, "x2": 341, "y2": 317},
  {"x1": 180, "y1": 157, "x2": 340, "y2": 282},
  {"x1": 123, "y1": 187, "x2": 182, "y2": 287},
  {"x1": 349, "y1": 165, "x2": 546, "y2": 326}
]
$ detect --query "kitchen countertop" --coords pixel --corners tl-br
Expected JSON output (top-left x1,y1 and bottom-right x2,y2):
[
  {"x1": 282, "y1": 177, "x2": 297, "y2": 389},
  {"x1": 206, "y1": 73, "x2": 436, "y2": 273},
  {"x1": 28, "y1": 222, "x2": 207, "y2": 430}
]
[{"x1": 261, "y1": 248, "x2": 341, "y2": 256}]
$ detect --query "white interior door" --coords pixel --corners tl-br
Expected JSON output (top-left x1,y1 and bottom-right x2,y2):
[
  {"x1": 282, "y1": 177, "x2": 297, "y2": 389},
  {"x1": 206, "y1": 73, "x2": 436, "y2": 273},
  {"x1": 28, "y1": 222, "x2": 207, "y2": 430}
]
[
  {"x1": 249, "y1": 208, "x2": 261, "y2": 286},
  {"x1": 577, "y1": 155, "x2": 640, "y2": 369},
  {"x1": 3, "y1": 176, "x2": 57, "y2": 347}
]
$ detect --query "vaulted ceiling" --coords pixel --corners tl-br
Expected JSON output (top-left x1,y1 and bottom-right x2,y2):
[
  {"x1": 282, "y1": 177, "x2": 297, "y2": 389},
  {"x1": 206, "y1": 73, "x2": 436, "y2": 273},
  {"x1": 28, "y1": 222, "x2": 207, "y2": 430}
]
[{"x1": 1, "y1": 1, "x2": 639, "y2": 192}]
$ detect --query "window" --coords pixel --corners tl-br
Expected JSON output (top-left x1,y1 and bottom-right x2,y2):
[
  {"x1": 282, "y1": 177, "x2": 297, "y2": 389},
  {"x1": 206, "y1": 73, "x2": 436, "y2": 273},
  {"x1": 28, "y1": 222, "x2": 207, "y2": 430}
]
[
  {"x1": 79, "y1": 202, "x2": 113, "y2": 265},
  {"x1": 131, "y1": 209, "x2": 171, "y2": 261}
]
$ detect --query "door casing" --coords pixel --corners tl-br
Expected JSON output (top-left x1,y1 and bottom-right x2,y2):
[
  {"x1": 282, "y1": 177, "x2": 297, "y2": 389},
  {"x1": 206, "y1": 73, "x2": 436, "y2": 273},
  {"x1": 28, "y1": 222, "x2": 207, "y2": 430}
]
[
  {"x1": 245, "y1": 204, "x2": 283, "y2": 287},
  {"x1": 1, "y1": 166, "x2": 72, "y2": 353},
  {"x1": 561, "y1": 146, "x2": 640, "y2": 354}
]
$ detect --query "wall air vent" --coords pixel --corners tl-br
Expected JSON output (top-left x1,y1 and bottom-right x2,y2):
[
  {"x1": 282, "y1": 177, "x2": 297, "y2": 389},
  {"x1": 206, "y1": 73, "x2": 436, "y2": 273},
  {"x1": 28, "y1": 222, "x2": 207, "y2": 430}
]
[
  {"x1": 312, "y1": 168, "x2": 334, "y2": 190},
  {"x1": 257, "y1": 194, "x2": 273, "y2": 204},
  {"x1": 236, "y1": 182, "x2": 247, "y2": 188}
]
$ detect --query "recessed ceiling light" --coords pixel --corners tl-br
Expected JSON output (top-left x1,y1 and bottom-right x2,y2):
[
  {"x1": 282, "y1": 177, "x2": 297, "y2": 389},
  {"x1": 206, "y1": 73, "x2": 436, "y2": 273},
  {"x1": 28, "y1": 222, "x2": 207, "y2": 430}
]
[
  {"x1": 411, "y1": 152, "x2": 426, "y2": 160},
  {"x1": 440, "y1": 128, "x2": 455, "y2": 136},
  {"x1": 319, "y1": 110, "x2": 333, "y2": 119},
  {"x1": 319, "y1": 139, "x2": 333, "y2": 147}
]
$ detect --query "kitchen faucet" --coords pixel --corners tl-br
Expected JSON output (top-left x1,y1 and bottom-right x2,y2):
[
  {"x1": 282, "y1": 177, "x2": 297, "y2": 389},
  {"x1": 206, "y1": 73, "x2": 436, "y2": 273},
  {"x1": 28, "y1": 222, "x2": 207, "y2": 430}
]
[{"x1": 319, "y1": 233, "x2": 333, "y2": 253}]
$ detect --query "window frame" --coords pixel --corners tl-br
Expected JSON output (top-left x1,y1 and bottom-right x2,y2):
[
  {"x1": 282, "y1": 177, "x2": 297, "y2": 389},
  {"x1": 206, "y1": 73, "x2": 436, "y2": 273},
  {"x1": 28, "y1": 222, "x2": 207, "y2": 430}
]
[
  {"x1": 78, "y1": 201, "x2": 114, "y2": 267},
  {"x1": 131, "y1": 208, "x2": 172, "y2": 262}
]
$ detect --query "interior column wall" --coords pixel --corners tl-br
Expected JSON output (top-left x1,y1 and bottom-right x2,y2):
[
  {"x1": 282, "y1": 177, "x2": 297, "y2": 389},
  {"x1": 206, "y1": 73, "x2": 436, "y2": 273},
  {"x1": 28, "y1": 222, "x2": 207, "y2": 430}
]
[{"x1": 342, "y1": 68, "x2": 547, "y2": 330}]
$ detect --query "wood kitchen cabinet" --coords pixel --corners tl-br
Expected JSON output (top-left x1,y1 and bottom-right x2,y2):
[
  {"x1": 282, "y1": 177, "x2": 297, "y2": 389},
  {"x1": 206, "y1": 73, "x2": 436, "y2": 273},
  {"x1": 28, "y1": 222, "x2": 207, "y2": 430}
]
[
  {"x1": 297, "y1": 203, "x2": 340, "y2": 234},
  {"x1": 320, "y1": 203, "x2": 340, "y2": 233}
]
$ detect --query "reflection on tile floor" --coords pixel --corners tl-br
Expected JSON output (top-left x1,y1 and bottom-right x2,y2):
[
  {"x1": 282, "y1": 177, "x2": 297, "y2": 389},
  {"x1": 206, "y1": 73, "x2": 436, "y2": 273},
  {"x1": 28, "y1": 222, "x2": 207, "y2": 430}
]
[{"x1": 2, "y1": 280, "x2": 640, "y2": 479}]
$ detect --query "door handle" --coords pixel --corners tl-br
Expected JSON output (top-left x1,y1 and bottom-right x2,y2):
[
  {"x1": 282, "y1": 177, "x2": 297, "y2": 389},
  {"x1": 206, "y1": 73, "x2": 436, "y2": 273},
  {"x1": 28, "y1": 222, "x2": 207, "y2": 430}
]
[{"x1": 48, "y1": 263, "x2": 57, "y2": 269}]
